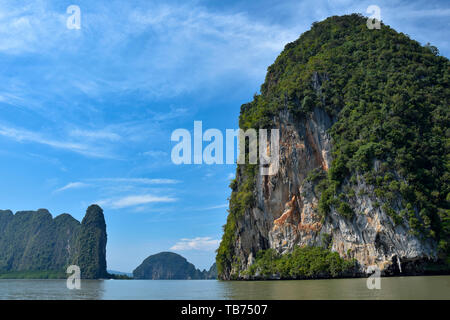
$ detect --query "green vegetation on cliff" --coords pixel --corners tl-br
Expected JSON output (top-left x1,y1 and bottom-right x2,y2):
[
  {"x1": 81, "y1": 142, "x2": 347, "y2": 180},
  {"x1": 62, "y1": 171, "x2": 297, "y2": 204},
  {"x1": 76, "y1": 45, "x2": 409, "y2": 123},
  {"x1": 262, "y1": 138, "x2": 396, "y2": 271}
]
[
  {"x1": 72, "y1": 205, "x2": 108, "y2": 279},
  {"x1": 216, "y1": 164, "x2": 256, "y2": 276},
  {"x1": 244, "y1": 246, "x2": 357, "y2": 279},
  {"x1": 0, "y1": 209, "x2": 79, "y2": 274},
  {"x1": 0, "y1": 205, "x2": 108, "y2": 279},
  {"x1": 217, "y1": 14, "x2": 450, "y2": 278}
]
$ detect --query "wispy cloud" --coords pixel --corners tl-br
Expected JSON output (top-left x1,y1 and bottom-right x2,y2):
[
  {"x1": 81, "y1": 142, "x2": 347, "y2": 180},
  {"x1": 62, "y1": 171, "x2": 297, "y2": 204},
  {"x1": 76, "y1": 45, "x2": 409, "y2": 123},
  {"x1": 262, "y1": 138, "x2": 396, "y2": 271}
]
[
  {"x1": 200, "y1": 204, "x2": 228, "y2": 211},
  {"x1": 89, "y1": 178, "x2": 180, "y2": 184},
  {"x1": 170, "y1": 237, "x2": 220, "y2": 251},
  {"x1": 0, "y1": 2, "x2": 67, "y2": 54},
  {"x1": 69, "y1": 129, "x2": 121, "y2": 141},
  {"x1": 55, "y1": 182, "x2": 90, "y2": 193},
  {"x1": 0, "y1": 1, "x2": 301, "y2": 100},
  {"x1": 0, "y1": 124, "x2": 114, "y2": 158},
  {"x1": 98, "y1": 194, "x2": 177, "y2": 209},
  {"x1": 53, "y1": 177, "x2": 180, "y2": 200}
]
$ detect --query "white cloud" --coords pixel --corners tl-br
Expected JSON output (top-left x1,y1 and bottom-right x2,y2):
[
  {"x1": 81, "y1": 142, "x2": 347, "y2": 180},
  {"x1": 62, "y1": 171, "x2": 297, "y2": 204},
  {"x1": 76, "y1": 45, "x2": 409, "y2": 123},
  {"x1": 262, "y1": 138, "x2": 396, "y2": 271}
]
[
  {"x1": 98, "y1": 194, "x2": 177, "y2": 209},
  {"x1": 0, "y1": 1, "x2": 302, "y2": 100},
  {"x1": 90, "y1": 178, "x2": 179, "y2": 184},
  {"x1": 0, "y1": 124, "x2": 113, "y2": 158},
  {"x1": 69, "y1": 129, "x2": 121, "y2": 141},
  {"x1": 127, "y1": 4, "x2": 301, "y2": 84},
  {"x1": 201, "y1": 204, "x2": 228, "y2": 210},
  {"x1": 170, "y1": 237, "x2": 220, "y2": 251},
  {"x1": 55, "y1": 182, "x2": 89, "y2": 193},
  {"x1": 150, "y1": 107, "x2": 189, "y2": 122},
  {"x1": 0, "y1": 2, "x2": 87, "y2": 55}
]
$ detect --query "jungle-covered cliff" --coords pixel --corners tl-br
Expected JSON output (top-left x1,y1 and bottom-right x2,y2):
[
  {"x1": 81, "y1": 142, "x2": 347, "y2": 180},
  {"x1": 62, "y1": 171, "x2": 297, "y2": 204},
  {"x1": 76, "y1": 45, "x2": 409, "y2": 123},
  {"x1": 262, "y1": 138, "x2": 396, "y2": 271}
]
[
  {"x1": 216, "y1": 14, "x2": 449, "y2": 280},
  {"x1": 0, "y1": 204, "x2": 108, "y2": 279}
]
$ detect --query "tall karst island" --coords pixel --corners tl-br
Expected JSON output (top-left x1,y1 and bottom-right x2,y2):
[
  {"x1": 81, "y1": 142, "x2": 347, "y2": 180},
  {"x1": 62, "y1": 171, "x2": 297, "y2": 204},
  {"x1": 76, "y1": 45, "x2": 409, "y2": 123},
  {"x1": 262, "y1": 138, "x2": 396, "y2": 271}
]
[
  {"x1": 216, "y1": 14, "x2": 449, "y2": 280},
  {"x1": 0, "y1": 204, "x2": 108, "y2": 279}
]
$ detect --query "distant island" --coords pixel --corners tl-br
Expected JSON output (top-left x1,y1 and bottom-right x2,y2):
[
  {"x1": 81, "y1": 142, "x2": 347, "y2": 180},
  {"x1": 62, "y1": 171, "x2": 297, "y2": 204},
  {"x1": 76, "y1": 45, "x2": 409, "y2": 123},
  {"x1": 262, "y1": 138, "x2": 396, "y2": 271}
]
[
  {"x1": 133, "y1": 252, "x2": 217, "y2": 280},
  {"x1": 0, "y1": 205, "x2": 108, "y2": 279}
]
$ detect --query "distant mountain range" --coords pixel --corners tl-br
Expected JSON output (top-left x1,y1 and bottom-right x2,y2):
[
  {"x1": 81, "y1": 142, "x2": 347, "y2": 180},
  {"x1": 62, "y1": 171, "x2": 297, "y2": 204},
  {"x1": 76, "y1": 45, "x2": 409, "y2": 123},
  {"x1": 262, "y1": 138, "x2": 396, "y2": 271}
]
[{"x1": 133, "y1": 252, "x2": 217, "y2": 280}]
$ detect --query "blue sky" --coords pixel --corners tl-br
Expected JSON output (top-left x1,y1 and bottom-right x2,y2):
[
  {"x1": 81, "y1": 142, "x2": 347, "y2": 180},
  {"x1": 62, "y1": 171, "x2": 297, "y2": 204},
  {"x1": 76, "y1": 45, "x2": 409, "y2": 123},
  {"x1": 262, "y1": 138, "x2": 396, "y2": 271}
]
[{"x1": 0, "y1": 0, "x2": 449, "y2": 272}]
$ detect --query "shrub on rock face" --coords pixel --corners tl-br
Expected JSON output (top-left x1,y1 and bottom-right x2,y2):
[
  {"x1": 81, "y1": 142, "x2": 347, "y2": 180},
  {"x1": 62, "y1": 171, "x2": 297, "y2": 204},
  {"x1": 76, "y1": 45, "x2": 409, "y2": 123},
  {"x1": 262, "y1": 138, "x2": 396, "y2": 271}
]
[{"x1": 245, "y1": 246, "x2": 357, "y2": 279}]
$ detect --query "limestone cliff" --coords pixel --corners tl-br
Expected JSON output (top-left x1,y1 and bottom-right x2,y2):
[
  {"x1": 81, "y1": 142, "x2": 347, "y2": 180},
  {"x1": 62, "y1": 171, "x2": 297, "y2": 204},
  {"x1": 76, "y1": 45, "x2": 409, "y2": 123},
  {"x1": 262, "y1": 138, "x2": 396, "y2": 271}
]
[
  {"x1": 217, "y1": 14, "x2": 449, "y2": 280},
  {"x1": 0, "y1": 205, "x2": 108, "y2": 279},
  {"x1": 223, "y1": 108, "x2": 437, "y2": 279},
  {"x1": 72, "y1": 204, "x2": 108, "y2": 279}
]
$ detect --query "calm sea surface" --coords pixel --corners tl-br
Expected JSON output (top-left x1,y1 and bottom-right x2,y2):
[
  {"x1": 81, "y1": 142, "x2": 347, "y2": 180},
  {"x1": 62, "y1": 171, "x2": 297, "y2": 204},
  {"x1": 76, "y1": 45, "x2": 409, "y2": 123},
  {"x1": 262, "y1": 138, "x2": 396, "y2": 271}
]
[{"x1": 0, "y1": 276, "x2": 449, "y2": 300}]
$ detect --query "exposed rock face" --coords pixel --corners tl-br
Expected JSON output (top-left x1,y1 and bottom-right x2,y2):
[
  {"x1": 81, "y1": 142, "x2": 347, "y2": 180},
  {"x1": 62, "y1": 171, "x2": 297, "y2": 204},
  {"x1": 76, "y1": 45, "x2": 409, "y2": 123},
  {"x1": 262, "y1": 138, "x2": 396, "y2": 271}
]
[
  {"x1": 133, "y1": 252, "x2": 213, "y2": 280},
  {"x1": 0, "y1": 205, "x2": 108, "y2": 279},
  {"x1": 223, "y1": 106, "x2": 438, "y2": 279}
]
